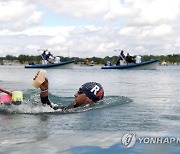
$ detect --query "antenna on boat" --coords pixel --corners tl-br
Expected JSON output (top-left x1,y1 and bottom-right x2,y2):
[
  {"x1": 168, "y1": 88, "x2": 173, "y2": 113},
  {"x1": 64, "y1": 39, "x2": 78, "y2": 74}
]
[{"x1": 114, "y1": 48, "x2": 123, "y2": 52}]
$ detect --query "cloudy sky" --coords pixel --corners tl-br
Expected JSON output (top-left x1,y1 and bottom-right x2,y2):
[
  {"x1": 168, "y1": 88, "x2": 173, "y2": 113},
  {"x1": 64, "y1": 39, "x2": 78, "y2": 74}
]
[{"x1": 0, "y1": 0, "x2": 180, "y2": 58}]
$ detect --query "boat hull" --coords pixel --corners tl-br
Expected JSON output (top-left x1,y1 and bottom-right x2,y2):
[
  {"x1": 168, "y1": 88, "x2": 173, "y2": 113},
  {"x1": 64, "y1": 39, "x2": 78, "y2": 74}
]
[
  {"x1": 101, "y1": 59, "x2": 159, "y2": 70},
  {"x1": 25, "y1": 60, "x2": 75, "y2": 69}
]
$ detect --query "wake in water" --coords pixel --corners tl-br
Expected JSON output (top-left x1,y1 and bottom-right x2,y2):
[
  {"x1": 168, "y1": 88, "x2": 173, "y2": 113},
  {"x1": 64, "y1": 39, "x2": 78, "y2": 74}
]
[{"x1": 0, "y1": 89, "x2": 133, "y2": 114}]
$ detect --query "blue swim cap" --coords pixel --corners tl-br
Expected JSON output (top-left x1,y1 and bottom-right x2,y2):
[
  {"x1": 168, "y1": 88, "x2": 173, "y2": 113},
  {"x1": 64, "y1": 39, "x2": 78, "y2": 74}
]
[{"x1": 78, "y1": 82, "x2": 104, "y2": 102}]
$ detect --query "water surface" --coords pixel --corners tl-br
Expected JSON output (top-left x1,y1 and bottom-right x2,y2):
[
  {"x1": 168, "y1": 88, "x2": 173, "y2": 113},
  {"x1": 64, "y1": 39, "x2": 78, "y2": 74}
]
[{"x1": 0, "y1": 65, "x2": 179, "y2": 153}]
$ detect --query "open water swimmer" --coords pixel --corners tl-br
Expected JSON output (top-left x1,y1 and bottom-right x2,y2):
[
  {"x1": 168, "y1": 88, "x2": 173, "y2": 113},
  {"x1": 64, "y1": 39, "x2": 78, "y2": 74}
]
[{"x1": 33, "y1": 70, "x2": 104, "y2": 110}]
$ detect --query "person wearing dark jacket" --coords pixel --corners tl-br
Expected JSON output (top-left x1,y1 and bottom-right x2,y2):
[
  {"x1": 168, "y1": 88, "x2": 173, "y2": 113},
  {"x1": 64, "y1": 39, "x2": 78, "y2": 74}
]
[
  {"x1": 126, "y1": 53, "x2": 136, "y2": 64},
  {"x1": 116, "y1": 50, "x2": 126, "y2": 65}
]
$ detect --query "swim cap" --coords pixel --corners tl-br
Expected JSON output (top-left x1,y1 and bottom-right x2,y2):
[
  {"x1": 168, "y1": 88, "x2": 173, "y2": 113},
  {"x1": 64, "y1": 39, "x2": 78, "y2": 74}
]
[{"x1": 78, "y1": 82, "x2": 104, "y2": 102}]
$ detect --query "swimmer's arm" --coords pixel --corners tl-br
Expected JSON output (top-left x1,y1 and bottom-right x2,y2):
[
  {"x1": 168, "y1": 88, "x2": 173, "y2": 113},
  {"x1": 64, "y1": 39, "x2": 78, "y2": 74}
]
[
  {"x1": 39, "y1": 78, "x2": 58, "y2": 109},
  {"x1": 40, "y1": 78, "x2": 49, "y2": 98},
  {"x1": 40, "y1": 96, "x2": 62, "y2": 110},
  {"x1": 39, "y1": 77, "x2": 75, "y2": 110}
]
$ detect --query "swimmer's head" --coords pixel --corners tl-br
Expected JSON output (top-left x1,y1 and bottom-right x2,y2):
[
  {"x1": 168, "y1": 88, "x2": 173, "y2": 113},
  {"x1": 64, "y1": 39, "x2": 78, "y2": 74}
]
[{"x1": 78, "y1": 82, "x2": 104, "y2": 102}]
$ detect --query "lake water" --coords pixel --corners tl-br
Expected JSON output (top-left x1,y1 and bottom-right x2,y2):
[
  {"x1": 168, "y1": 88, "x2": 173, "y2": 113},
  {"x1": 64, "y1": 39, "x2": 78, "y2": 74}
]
[{"x1": 0, "y1": 65, "x2": 179, "y2": 154}]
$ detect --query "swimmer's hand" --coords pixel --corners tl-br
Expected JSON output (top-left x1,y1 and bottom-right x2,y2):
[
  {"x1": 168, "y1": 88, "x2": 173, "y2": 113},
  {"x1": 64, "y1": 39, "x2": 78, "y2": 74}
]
[
  {"x1": 33, "y1": 72, "x2": 48, "y2": 91},
  {"x1": 39, "y1": 78, "x2": 48, "y2": 91}
]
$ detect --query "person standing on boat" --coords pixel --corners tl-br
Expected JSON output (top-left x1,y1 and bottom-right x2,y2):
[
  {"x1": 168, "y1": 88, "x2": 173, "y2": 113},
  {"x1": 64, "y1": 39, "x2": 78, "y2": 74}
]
[
  {"x1": 116, "y1": 50, "x2": 126, "y2": 65},
  {"x1": 41, "y1": 50, "x2": 48, "y2": 64},
  {"x1": 47, "y1": 52, "x2": 55, "y2": 63},
  {"x1": 34, "y1": 75, "x2": 104, "y2": 110}
]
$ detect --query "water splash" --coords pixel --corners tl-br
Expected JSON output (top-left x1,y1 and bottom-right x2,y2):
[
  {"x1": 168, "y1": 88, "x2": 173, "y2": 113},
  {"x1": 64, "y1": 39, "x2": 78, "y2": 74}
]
[{"x1": 0, "y1": 90, "x2": 133, "y2": 114}]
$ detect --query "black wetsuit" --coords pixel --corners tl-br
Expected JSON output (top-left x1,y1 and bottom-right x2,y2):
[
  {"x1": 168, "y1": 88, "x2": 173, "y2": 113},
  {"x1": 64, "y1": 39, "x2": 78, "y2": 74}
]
[{"x1": 41, "y1": 96, "x2": 77, "y2": 110}]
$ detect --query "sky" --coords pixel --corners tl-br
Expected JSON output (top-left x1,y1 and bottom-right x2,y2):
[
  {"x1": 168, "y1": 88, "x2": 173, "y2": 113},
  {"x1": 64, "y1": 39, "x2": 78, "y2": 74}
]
[{"x1": 0, "y1": 0, "x2": 180, "y2": 58}]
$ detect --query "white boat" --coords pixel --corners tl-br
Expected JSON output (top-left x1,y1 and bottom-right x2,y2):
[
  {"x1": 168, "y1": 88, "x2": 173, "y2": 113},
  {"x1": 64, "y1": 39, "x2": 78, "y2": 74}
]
[
  {"x1": 101, "y1": 59, "x2": 159, "y2": 70},
  {"x1": 25, "y1": 60, "x2": 75, "y2": 69}
]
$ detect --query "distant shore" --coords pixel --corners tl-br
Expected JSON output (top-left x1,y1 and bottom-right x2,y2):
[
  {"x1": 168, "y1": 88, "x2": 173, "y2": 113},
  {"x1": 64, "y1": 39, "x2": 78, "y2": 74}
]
[
  {"x1": 0, "y1": 62, "x2": 179, "y2": 67},
  {"x1": 0, "y1": 54, "x2": 180, "y2": 66}
]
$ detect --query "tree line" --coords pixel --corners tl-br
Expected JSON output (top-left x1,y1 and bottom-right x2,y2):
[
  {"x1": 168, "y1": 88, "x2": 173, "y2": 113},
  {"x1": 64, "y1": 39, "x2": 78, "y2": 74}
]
[{"x1": 0, "y1": 54, "x2": 180, "y2": 65}]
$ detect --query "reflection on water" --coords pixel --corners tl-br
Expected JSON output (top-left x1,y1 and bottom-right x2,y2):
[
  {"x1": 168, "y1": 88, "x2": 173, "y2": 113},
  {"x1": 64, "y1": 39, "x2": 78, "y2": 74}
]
[{"x1": 34, "y1": 115, "x2": 50, "y2": 141}]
